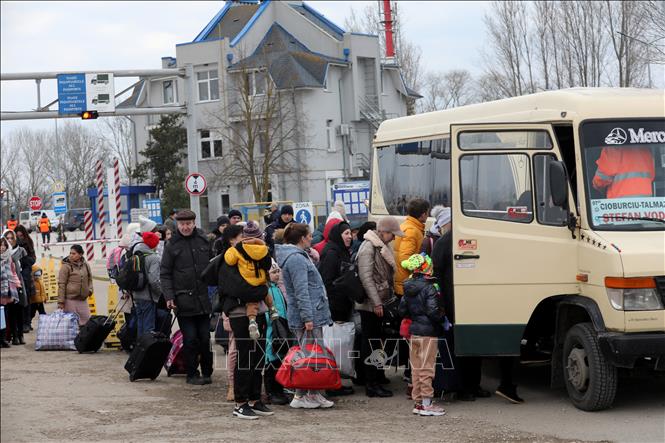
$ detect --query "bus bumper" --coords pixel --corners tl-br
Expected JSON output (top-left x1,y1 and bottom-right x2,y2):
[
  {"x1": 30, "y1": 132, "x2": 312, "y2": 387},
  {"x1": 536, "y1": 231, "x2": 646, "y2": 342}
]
[{"x1": 598, "y1": 332, "x2": 665, "y2": 370}]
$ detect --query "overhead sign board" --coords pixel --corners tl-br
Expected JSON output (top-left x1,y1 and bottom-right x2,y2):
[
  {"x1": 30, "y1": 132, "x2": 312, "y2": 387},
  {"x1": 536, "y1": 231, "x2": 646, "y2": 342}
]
[
  {"x1": 52, "y1": 192, "x2": 68, "y2": 215},
  {"x1": 293, "y1": 201, "x2": 314, "y2": 230},
  {"x1": 130, "y1": 208, "x2": 150, "y2": 223},
  {"x1": 142, "y1": 199, "x2": 163, "y2": 224},
  {"x1": 57, "y1": 72, "x2": 115, "y2": 115},
  {"x1": 332, "y1": 181, "x2": 370, "y2": 215},
  {"x1": 185, "y1": 173, "x2": 207, "y2": 195}
]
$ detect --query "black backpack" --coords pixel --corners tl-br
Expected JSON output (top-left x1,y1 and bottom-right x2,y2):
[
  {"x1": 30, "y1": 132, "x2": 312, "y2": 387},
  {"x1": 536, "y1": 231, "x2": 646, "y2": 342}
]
[{"x1": 115, "y1": 245, "x2": 149, "y2": 292}]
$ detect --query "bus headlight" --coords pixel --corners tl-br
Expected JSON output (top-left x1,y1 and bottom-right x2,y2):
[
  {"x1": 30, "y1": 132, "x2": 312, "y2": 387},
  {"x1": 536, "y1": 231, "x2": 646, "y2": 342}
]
[
  {"x1": 605, "y1": 277, "x2": 663, "y2": 311},
  {"x1": 606, "y1": 288, "x2": 663, "y2": 311}
]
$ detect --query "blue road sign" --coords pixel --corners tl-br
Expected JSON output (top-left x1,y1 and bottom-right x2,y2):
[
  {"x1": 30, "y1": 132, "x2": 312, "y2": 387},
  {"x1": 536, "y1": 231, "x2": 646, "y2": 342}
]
[
  {"x1": 296, "y1": 209, "x2": 312, "y2": 225},
  {"x1": 57, "y1": 73, "x2": 87, "y2": 115},
  {"x1": 52, "y1": 192, "x2": 68, "y2": 215}
]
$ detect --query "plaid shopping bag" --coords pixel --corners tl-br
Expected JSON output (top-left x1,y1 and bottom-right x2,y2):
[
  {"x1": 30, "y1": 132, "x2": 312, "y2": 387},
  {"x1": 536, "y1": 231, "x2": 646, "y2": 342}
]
[{"x1": 35, "y1": 310, "x2": 79, "y2": 351}]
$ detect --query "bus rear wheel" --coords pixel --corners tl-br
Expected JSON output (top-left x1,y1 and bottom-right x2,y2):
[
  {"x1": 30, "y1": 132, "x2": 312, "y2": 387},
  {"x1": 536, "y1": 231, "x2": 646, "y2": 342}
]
[{"x1": 563, "y1": 322, "x2": 617, "y2": 411}]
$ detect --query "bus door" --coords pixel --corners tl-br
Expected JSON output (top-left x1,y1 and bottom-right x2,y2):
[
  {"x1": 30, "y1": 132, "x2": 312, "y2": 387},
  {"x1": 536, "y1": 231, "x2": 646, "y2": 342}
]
[{"x1": 450, "y1": 123, "x2": 578, "y2": 356}]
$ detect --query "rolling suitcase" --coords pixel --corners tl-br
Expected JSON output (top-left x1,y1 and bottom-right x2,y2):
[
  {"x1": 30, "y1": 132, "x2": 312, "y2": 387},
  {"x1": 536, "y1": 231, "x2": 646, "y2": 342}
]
[
  {"x1": 74, "y1": 297, "x2": 128, "y2": 353},
  {"x1": 164, "y1": 330, "x2": 187, "y2": 376},
  {"x1": 124, "y1": 315, "x2": 175, "y2": 382},
  {"x1": 433, "y1": 328, "x2": 462, "y2": 397}
]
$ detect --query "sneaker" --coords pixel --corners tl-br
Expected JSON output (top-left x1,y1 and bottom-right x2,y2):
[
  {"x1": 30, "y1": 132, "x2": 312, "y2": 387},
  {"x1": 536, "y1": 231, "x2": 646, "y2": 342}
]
[
  {"x1": 249, "y1": 401, "x2": 274, "y2": 416},
  {"x1": 201, "y1": 376, "x2": 212, "y2": 385},
  {"x1": 412, "y1": 403, "x2": 423, "y2": 415},
  {"x1": 495, "y1": 385, "x2": 524, "y2": 404},
  {"x1": 290, "y1": 395, "x2": 320, "y2": 409},
  {"x1": 474, "y1": 387, "x2": 492, "y2": 398},
  {"x1": 248, "y1": 320, "x2": 260, "y2": 340},
  {"x1": 310, "y1": 393, "x2": 334, "y2": 408},
  {"x1": 419, "y1": 404, "x2": 446, "y2": 416},
  {"x1": 269, "y1": 307, "x2": 280, "y2": 321},
  {"x1": 233, "y1": 403, "x2": 259, "y2": 420}
]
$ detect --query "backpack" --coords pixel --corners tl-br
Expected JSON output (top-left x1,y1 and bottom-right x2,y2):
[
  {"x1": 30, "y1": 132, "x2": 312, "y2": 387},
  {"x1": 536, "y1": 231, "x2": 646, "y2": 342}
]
[{"x1": 115, "y1": 245, "x2": 149, "y2": 292}]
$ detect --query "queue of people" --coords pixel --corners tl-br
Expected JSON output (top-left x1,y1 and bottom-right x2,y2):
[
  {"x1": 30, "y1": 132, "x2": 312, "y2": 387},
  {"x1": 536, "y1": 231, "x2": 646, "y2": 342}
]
[{"x1": 1, "y1": 198, "x2": 523, "y2": 420}]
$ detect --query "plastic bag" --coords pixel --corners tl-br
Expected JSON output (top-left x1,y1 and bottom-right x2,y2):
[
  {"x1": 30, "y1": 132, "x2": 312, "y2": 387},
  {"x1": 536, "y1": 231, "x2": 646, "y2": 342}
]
[{"x1": 323, "y1": 321, "x2": 356, "y2": 378}]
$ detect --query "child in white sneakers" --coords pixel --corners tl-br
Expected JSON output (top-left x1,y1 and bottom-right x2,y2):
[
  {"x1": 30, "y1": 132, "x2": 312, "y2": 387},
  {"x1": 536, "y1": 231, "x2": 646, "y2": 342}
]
[{"x1": 398, "y1": 253, "x2": 446, "y2": 416}]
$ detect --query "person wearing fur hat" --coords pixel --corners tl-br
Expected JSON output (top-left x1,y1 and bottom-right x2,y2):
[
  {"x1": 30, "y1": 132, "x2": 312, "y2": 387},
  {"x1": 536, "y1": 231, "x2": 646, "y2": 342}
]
[
  {"x1": 132, "y1": 232, "x2": 164, "y2": 336},
  {"x1": 224, "y1": 221, "x2": 277, "y2": 340},
  {"x1": 398, "y1": 253, "x2": 446, "y2": 416},
  {"x1": 356, "y1": 217, "x2": 403, "y2": 397},
  {"x1": 265, "y1": 205, "x2": 294, "y2": 256},
  {"x1": 422, "y1": 205, "x2": 451, "y2": 256}
]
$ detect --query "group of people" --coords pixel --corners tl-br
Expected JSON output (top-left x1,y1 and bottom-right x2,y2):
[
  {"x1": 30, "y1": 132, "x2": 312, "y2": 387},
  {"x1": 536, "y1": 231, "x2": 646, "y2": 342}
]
[{"x1": 1, "y1": 199, "x2": 524, "y2": 420}]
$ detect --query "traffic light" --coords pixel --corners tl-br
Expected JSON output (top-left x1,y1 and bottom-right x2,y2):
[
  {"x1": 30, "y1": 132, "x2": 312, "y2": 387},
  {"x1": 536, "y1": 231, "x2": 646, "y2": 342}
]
[{"x1": 81, "y1": 110, "x2": 99, "y2": 120}]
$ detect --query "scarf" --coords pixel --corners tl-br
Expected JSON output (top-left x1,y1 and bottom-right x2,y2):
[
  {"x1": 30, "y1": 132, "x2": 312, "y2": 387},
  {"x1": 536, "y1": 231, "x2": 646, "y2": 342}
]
[{"x1": 363, "y1": 230, "x2": 397, "y2": 271}]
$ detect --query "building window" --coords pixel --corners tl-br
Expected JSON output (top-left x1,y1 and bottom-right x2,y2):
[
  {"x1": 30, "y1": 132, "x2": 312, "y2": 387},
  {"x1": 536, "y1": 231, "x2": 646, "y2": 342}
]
[
  {"x1": 221, "y1": 194, "x2": 230, "y2": 214},
  {"x1": 257, "y1": 130, "x2": 268, "y2": 155},
  {"x1": 163, "y1": 80, "x2": 175, "y2": 104},
  {"x1": 241, "y1": 71, "x2": 267, "y2": 96},
  {"x1": 326, "y1": 120, "x2": 335, "y2": 152},
  {"x1": 197, "y1": 69, "x2": 219, "y2": 102},
  {"x1": 200, "y1": 129, "x2": 222, "y2": 159}
]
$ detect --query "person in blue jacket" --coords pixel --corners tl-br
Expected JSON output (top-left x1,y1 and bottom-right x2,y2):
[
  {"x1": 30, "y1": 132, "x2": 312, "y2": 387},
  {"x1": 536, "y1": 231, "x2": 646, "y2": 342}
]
[{"x1": 264, "y1": 259, "x2": 290, "y2": 405}]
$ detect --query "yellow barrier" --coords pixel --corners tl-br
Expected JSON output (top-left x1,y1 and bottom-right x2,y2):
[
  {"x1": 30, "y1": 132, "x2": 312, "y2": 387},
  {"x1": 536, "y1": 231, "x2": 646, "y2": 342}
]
[
  {"x1": 104, "y1": 283, "x2": 123, "y2": 349},
  {"x1": 88, "y1": 293, "x2": 97, "y2": 315}
]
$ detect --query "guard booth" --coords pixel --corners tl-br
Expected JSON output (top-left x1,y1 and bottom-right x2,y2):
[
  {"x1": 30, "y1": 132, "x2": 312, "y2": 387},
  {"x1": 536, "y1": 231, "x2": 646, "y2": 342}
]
[{"x1": 87, "y1": 185, "x2": 157, "y2": 227}]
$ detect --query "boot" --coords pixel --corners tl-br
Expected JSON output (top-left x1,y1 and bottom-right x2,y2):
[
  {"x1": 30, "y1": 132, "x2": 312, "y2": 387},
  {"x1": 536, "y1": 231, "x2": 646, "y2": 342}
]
[
  {"x1": 12, "y1": 336, "x2": 20, "y2": 346},
  {"x1": 365, "y1": 384, "x2": 393, "y2": 398},
  {"x1": 0, "y1": 339, "x2": 10, "y2": 348},
  {"x1": 18, "y1": 335, "x2": 26, "y2": 345}
]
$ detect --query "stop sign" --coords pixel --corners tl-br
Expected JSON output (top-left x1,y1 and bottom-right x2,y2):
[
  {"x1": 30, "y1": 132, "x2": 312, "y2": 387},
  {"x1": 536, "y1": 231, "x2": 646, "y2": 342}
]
[{"x1": 29, "y1": 196, "x2": 42, "y2": 211}]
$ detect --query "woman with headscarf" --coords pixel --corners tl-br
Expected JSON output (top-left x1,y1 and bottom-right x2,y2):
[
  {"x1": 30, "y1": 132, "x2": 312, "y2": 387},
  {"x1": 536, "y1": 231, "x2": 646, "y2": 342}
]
[
  {"x1": 318, "y1": 221, "x2": 353, "y2": 323},
  {"x1": 14, "y1": 225, "x2": 36, "y2": 332},
  {"x1": 2, "y1": 231, "x2": 28, "y2": 344}
]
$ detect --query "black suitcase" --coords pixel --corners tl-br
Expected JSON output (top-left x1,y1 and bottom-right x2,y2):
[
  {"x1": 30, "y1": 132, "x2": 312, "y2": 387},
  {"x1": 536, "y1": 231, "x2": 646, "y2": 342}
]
[
  {"x1": 117, "y1": 321, "x2": 136, "y2": 352},
  {"x1": 124, "y1": 331, "x2": 172, "y2": 381},
  {"x1": 433, "y1": 329, "x2": 462, "y2": 397},
  {"x1": 75, "y1": 315, "x2": 117, "y2": 353}
]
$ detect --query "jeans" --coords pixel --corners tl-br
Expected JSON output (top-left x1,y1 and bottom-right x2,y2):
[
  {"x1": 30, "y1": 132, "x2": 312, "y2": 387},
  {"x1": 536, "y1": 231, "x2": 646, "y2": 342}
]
[
  {"x1": 293, "y1": 327, "x2": 324, "y2": 397},
  {"x1": 178, "y1": 314, "x2": 213, "y2": 378},
  {"x1": 230, "y1": 315, "x2": 266, "y2": 403},
  {"x1": 134, "y1": 299, "x2": 157, "y2": 336},
  {"x1": 41, "y1": 232, "x2": 51, "y2": 244},
  {"x1": 359, "y1": 310, "x2": 385, "y2": 385}
]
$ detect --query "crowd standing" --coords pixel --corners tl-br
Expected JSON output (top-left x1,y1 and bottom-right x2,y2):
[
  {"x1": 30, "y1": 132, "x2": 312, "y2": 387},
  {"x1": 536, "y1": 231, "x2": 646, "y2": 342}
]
[{"x1": 1, "y1": 198, "x2": 524, "y2": 419}]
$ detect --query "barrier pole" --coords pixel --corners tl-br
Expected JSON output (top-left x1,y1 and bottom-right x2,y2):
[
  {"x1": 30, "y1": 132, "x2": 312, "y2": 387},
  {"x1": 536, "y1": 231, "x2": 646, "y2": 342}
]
[
  {"x1": 84, "y1": 210, "x2": 94, "y2": 262},
  {"x1": 113, "y1": 158, "x2": 123, "y2": 240},
  {"x1": 95, "y1": 159, "x2": 107, "y2": 258}
]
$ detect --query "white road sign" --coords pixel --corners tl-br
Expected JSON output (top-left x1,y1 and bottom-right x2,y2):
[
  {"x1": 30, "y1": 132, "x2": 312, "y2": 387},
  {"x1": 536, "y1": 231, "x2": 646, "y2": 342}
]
[{"x1": 185, "y1": 173, "x2": 207, "y2": 195}]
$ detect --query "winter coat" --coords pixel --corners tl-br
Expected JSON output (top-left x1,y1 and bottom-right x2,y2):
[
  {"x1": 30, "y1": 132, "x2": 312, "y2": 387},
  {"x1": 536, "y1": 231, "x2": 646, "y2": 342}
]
[
  {"x1": 356, "y1": 230, "x2": 396, "y2": 312},
  {"x1": 0, "y1": 254, "x2": 21, "y2": 305},
  {"x1": 18, "y1": 239, "x2": 36, "y2": 300},
  {"x1": 398, "y1": 274, "x2": 444, "y2": 337},
  {"x1": 265, "y1": 218, "x2": 291, "y2": 256},
  {"x1": 393, "y1": 216, "x2": 426, "y2": 296},
  {"x1": 313, "y1": 218, "x2": 342, "y2": 255},
  {"x1": 275, "y1": 244, "x2": 331, "y2": 330},
  {"x1": 38, "y1": 216, "x2": 51, "y2": 233},
  {"x1": 160, "y1": 228, "x2": 212, "y2": 317},
  {"x1": 30, "y1": 265, "x2": 48, "y2": 304},
  {"x1": 131, "y1": 242, "x2": 162, "y2": 303},
  {"x1": 319, "y1": 222, "x2": 353, "y2": 322},
  {"x1": 431, "y1": 230, "x2": 454, "y2": 322},
  {"x1": 12, "y1": 247, "x2": 31, "y2": 306},
  {"x1": 57, "y1": 257, "x2": 93, "y2": 304},
  {"x1": 224, "y1": 238, "x2": 271, "y2": 287}
]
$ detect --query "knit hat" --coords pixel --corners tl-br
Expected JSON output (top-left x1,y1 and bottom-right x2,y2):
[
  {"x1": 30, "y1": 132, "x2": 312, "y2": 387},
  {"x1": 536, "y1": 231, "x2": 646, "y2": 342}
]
[
  {"x1": 333, "y1": 200, "x2": 348, "y2": 221},
  {"x1": 377, "y1": 216, "x2": 405, "y2": 237},
  {"x1": 242, "y1": 220, "x2": 263, "y2": 239},
  {"x1": 280, "y1": 205, "x2": 294, "y2": 216},
  {"x1": 216, "y1": 215, "x2": 230, "y2": 227},
  {"x1": 401, "y1": 253, "x2": 433, "y2": 276},
  {"x1": 175, "y1": 210, "x2": 196, "y2": 221},
  {"x1": 228, "y1": 209, "x2": 242, "y2": 220},
  {"x1": 430, "y1": 206, "x2": 452, "y2": 236},
  {"x1": 139, "y1": 215, "x2": 157, "y2": 233},
  {"x1": 142, "y1": 231, "x2": 160, "y2": 250},
  {"x1": 118, "y1": 233, "x2": 131, "y2": 249}
]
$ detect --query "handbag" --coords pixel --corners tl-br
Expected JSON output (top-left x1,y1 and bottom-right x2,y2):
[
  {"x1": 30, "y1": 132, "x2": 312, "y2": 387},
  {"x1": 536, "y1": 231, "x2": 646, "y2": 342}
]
[
  {"x1": 399, "y1": 318, "x2": 412, "y2": 339},
  {"x1": 382, "y1": 297, "x2": 401, "y2": 338},
  {"x1": 276, "y1": 333, "x2": 342, "y2": 390},
  {"x1": 270, "y1": 316, "x2": 294, "y2": 359},
  {"x1": 332, "y1": 257, "x2": 367, "y2": 304},
  {"x1": 201, "y1": 254, "x2": 223, "y2": 286}
]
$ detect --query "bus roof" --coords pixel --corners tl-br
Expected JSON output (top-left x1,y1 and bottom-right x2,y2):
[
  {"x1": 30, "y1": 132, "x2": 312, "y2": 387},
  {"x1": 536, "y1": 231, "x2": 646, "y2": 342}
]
[{"x1": 374, "y1": 88, "x2": 664, "y2": 145}]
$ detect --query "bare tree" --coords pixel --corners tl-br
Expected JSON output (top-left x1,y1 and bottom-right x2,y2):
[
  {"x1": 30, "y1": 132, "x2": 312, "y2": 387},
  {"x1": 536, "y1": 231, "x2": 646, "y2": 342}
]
[
  {"x1": 101, "y1": 116, "x2": 135, "y2": 184},
  {"x1": 204, "y1": 63, "x2": 304, "y2": 203},
  {"x1": 1, "y1": 138, "x2": 25, "y2": 216},
  {"x1": 421, "y1": 69, "x2": 476, "y2": 111},
  {"x1": 605, "y1": 0, "x2": 652, "y2": 86}
]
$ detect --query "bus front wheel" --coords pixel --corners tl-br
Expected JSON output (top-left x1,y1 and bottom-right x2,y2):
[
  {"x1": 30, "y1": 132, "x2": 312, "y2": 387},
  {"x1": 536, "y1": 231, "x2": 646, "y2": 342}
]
[{"x1": 563, "y1": 322, "x2": 617, "y2": 411}]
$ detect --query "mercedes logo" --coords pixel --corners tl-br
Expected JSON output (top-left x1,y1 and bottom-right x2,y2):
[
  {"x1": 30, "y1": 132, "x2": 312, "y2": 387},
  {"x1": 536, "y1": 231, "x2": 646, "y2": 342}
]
[{"x1": 605, "y1": 127, "x2": 627, "y2": 145}]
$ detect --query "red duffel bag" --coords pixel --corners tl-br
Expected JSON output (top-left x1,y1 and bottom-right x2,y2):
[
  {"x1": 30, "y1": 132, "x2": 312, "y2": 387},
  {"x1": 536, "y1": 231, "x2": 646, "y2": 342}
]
[{"x1": 276, "y1": 341, "x2": 342, "y2": 391}]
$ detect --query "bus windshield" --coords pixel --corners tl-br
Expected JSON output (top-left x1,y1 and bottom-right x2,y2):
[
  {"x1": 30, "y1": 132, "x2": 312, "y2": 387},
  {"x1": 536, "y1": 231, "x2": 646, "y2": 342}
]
[{"x1": 581, "y1": 119, "x2": 665, "y2": 231}]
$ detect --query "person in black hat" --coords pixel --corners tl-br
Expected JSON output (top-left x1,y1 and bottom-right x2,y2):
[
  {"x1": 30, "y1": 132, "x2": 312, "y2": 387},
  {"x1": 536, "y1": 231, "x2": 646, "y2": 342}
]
[
  {"x1": 228, "y1": 210, "x2": 242, "y2": 225},
  {"x1": 161, "y1": 209, "x2": 214, "y2": 385},
  {"x1": 212, "y1": 215, "x2": 231, "y2": 255},
  {"x1": 265, "y1": 205, "x2": 294, "y2": 256}
]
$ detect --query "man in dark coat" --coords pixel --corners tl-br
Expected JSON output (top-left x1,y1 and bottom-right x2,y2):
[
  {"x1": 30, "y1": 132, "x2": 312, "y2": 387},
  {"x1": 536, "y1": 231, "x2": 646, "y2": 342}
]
[
  {"x1": 161, "y1": 210, "x2": 213, "y2": 385},
  {"x1": 264, "y1": 205, "x2": 294, "y2": 256}
]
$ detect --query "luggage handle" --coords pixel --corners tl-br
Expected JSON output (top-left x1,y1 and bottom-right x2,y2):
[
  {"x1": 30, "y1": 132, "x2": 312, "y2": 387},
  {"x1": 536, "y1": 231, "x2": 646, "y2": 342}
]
[
  {"x1": 104, "y1": 295, "x2": 131, "y2": 325},
  {"x1": 157, "y1": 308, "x2": 178, "y2": 335}
]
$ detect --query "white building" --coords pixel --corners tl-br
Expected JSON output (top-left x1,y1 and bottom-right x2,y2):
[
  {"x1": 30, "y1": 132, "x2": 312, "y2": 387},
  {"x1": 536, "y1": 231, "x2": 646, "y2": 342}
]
[{"x1": 123, "y1": 0, "x2": 418, "y2": 226}]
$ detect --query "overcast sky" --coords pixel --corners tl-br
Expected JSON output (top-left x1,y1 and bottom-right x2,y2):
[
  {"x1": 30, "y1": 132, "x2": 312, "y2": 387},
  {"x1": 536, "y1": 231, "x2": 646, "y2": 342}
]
[{"x1": 0, "y1": 1, "x2": 491, "y2": 135}]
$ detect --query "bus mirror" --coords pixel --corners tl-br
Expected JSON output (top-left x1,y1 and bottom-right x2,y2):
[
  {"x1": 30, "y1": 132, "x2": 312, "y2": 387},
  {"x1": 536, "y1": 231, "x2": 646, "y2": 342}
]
[{"x1": 549, "y1": 161, "x2": 568, "y2": 208}]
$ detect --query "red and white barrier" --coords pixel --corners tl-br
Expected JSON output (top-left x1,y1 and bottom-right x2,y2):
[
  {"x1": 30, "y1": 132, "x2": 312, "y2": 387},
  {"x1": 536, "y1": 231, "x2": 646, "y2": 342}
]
[
  {"x1": 113, "y1": 158, "x2": 122, "y2": 240},
  {"x1": 95, "y1": 160, "x2": 107, "y2": 258},
  {"x1": 84, "y1": 210, "x2": 94, "y2": 261}
]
